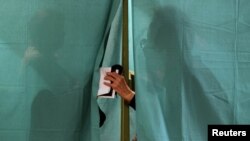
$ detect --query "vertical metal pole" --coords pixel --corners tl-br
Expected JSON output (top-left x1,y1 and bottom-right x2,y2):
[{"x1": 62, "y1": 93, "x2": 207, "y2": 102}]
[{"x1": 121, "y1": 0, "x2": 130, "y2": 141}]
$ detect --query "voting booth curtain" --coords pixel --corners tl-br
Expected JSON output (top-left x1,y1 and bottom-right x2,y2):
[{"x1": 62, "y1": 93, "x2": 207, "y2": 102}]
[
  {"x1": 1, "y1": 0, "x2": 250, "y2": 141},
  {"x1": 133, "y1": 0, "x2": 250, "y2": 141},
  {"x1": 0, "y1": 1, "x2": 112, "y2": 141}
]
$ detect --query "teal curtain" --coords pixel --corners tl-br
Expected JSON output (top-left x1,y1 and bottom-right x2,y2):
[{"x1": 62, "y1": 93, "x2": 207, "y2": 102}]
[
  {"x1": 2, "y1": 0, "x2": 250, "y2": 141},
  {"x1": 90, "y1": 1, "x2": 136, "y2": 141},
  {"x1": 133, "y1": 0, "x2": 250, "y2": 141},
  {"x1": 0, "y1": 1, "x2": 112, "y2": 141},
  {"x1": 90, "y1": 1, "x2": 122, "y2": 141}
]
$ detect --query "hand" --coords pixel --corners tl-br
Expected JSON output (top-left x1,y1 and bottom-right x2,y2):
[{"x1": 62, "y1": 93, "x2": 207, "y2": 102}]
[
  {"x1": 23, "y1": 47, "x2": 40, "y2": 64},
  {"x1": 104, "y1": 72, "x2": 134, "y2": 103}
]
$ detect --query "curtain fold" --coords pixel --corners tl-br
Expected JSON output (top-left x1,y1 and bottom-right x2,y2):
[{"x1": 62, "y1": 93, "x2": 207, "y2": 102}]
[
  {"x1": 90, "y1": 1, "x2": 123, "y2": 141},
  {"x1": 133, "y1": 0, "x2": 250, "y2": 140},
  {"x1": 0, "y1": 1, "x2": 112, "y2": 141}
]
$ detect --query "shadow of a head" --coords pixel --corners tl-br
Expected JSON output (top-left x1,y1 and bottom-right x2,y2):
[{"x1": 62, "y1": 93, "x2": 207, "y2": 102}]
[
  {"x1": 143, "y1": 7, "x2": 183, "y2": 52},
  {"x1": 141, "y1": 7, "x2": 185, "y2": 86},
  {"x1": 140, "y1": 6, "x2": 229, "y2": 140}
]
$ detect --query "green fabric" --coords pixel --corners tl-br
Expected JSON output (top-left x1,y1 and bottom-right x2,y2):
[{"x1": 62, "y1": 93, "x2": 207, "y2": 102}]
[
  {"x1": 133, "y1": 0, "x2": 250, "y2": 140},
  {"x1": 2, "y1": 0, "x2": 250, "y2": 141},
  {"x1": 92, "y1": 1, "x2": 122, "y2": 141},
  {"x1": 0, "y1": 1, "x2": 112, "y2": 141},
  {"x1": 90, "y1": 1, "x2": 136, "y2": 140}
]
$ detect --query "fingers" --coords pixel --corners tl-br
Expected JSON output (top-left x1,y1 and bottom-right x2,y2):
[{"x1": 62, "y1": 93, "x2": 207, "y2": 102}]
[
  {"x1": 106, "y1": 72, "x2": 122, "y2": 79},
  {"x1": 103, "y1": 82, "x2": 112, "y2": 87},
  {"x1": 105, "y1": 72, "x2": 124, "y2": 82},
  {"x1": 103, "y1": 81, "x2": 118, "y2": 90},
  {"x1": 103, "y1": 72, "x2": 120, "y2": 88},
  {"x1": 104, "y1": 75, "x2": 116, "y2": 82},
  {"x1": 104, "y1": 72, "x2": 125, "y2": 91}
]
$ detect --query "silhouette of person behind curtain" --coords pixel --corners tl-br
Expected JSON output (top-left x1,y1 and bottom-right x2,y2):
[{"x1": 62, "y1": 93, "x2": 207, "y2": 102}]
[
  {"x1": 26, "y1": 9, "x2": 90, "y2": 141},
  {"x1": 140, "y1": 6, "x2": 229, "y2": 140}
]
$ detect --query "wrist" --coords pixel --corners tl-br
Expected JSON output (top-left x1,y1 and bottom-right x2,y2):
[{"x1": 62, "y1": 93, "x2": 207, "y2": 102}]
[{"x1": 124, "y1": 91, "x2": 135, "y2": 103}]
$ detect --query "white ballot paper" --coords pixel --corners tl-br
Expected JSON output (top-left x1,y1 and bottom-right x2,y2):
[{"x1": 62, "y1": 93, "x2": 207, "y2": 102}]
[{"x1": 97, "y1": 67, "x2": 116, "y2": 98}]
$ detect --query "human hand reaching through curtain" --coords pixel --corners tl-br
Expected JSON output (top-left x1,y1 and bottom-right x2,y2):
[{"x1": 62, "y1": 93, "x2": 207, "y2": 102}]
[{"x1": 104, "y1": 72, "x2": 135, "y2": 103}]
